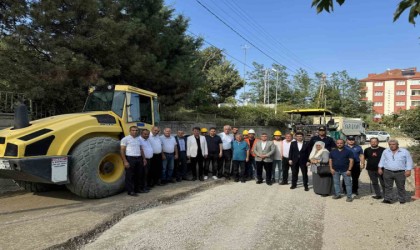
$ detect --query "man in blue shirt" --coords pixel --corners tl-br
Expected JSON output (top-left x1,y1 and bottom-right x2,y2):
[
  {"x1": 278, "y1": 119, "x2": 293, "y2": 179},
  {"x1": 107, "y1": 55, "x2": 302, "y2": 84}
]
[
  {"x1": 231, "y1": 134, "x2": 249, "y2": 183},
  {"x1": 378, "y1": 139, "x2": 413, "y2": 204},
  {"x1": 329, "y1": 139, "x2": 354, "y2": 202},
  {"x1": 343, "y1": 135, "x2": 365, "y2": 196}
]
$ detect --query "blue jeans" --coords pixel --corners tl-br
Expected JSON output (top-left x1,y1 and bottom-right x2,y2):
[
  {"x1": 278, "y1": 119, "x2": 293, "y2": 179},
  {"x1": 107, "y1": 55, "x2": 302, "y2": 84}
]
[
  {"x1": 272, "y1": 160, "x2": 282, "y2": 181},
  {"x1": 162, "y1": 152, "x2": 175, "y2": 181},
  {"x1": 333, "y1": 170, "x2": 352, "y2": 198},
  {"x1": 245, "y1": 158, "x2": 256, "y2": 178}
]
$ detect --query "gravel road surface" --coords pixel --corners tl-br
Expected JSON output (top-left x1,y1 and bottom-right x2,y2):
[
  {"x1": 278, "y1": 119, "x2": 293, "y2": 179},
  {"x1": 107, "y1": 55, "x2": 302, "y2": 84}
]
[{"x1": 85, "y1": 170, "x2": 419, "y2": 250}]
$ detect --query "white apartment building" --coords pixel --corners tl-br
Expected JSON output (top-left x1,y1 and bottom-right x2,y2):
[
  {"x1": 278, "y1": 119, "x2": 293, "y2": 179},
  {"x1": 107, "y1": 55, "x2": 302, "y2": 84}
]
[{"x1": 360, "y1": 67, "x2": 420, "y2": 116}]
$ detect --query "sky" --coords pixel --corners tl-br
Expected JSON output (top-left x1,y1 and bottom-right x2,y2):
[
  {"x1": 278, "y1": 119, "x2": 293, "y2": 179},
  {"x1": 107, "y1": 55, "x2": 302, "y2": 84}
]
[{"x1": 164, "y1": 0, "x2": 420, "y2": 95}]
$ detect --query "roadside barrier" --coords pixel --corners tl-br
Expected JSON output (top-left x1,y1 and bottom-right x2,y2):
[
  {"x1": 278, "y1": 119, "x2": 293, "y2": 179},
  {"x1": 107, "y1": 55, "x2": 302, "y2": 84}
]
[{"x1": 412, "y1": 165, "x2": 420, "y2": 200}]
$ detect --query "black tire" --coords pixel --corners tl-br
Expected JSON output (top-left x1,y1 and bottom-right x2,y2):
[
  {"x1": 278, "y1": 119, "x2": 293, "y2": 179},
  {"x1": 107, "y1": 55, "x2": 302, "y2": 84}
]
[
  {"x1": 66, "y1": 137, "x2": 125, "y2": 198},
  {"x1": 14, "y1": 180, "x2": 61, "y2": 192}
]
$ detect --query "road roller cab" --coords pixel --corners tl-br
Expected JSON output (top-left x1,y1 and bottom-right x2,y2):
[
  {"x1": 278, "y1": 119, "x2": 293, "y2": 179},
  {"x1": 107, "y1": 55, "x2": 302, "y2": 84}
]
[{"x1": 0, "y1": 85, "x2": 159, "y2": 198}]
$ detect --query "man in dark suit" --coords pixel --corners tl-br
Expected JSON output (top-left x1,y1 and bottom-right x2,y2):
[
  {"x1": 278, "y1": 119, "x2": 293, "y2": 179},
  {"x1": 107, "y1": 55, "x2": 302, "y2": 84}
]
[{"x1": 288, "y1": 132, "x2": 311, "y2": 191}]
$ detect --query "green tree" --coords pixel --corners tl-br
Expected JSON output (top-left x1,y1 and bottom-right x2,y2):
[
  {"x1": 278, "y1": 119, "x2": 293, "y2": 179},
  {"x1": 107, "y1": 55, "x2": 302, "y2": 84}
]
[
  {"x1": 0, "y1": 0, "x2": 203, "y2": 113},
  {"x1": 398, "y1": 108, "x2": 420, "y2": 139},
  {"x1": 247, "y1": 62, "x2": 291, "y2": 104},
  {"x1": 311, "y1": 0, "x2": 420, "y2": 24},
  {"x1": 290, "y1": 68, "x2": 314, "y2": 107},
  {"x1": 313, "y1": 71, "x2": 372, "y2": 116},
  {"x1": 198, "y1": 47, "x2": 244, "y2": 105}
]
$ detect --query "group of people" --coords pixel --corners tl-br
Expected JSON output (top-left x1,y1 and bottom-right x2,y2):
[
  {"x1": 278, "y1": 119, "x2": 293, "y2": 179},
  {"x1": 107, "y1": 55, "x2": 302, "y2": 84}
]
[{"x1": 120, "y1": 125, "x2": 414, "y2": 204}]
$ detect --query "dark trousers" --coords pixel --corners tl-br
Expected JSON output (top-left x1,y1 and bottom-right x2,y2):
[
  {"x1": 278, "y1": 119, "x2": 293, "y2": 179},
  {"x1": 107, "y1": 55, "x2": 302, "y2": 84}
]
[
  {"x1": 256, "y1": 161, "x2": 273, "y2": 183},
  {"x1": 174, "y1": 151, "x2": 187, "y2": 179},
  {"x1": 245, "y1": 157, "x2": 256, "y2": 179},
  {"x1": 368, "y1": 169, "x2": 385, "y2": 197},
  {"x1": 218, "y1": 149, "x2": 232, "y2": 177},
  {"x1": 204, "y1": 153, "x2": 219, "y2": 176},
  {"x1": 190, "y1": 154, "x2": 204, "y2": 179},
  {"x1": 282, "y1": 157, "x2": 291, "y2": 183},
  {"x1": 291, "y1": 163, "x2": 308, "y2": 188},
  {"x1": 232, "y1": 160, "x2": 246, "y2": 181},
  {"x1": 125, "y1": 156, "x2": 142, "y2": 193},
  {"x1": 139, "y1": 158, "x2": 150, "y2": 190},
  {"x1": 149, "y1": 153, "x2": 162, "y2": 185},
  {"x1": 342, "y1": 162, "x2": 361, "y2": 194},
  {"x1": 383, "y1": 169, "x2": 406, "y2": 202}
]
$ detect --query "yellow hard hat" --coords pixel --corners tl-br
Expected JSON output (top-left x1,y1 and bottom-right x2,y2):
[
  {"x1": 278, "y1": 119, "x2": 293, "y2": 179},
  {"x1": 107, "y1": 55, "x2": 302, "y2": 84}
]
[
  {"x1": 242, "y1": 130, "x2": 249, "y2": 135},
  {"x1": 273, "y1": 130, "x2": 282, "y2": 136},
  {"x1": 201, "y1": 128, "x2": 208, "y2": 133}
]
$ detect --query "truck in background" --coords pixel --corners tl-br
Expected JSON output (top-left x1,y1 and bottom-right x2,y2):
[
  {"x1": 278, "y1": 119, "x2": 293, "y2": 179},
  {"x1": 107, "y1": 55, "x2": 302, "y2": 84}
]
[
  {"x1": 284, "y1": 109, "x2": 367, "y2": 144},
  {"x1": 314, "y1": 116, "x2": 367, "y2": 144}
]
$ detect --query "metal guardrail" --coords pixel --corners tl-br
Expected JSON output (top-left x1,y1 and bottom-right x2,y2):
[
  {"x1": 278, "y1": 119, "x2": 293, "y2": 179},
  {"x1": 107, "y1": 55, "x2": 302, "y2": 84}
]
[{"x1": 0, "y1": 91, "x2": 55, "y2": 119}]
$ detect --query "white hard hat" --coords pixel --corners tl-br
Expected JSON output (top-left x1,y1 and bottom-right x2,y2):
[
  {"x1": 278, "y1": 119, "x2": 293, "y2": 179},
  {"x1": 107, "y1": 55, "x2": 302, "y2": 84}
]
[{"x1": 248, "y1": 129, "x2": 256, "y2": 134}]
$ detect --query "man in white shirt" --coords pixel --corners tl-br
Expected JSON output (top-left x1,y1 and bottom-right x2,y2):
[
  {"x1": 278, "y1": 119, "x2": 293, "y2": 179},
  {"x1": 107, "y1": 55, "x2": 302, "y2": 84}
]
[
  {"x1": 187, "y1": 127, "x2": 208, "y2": 181},
  {"x1": 149, "y1": 126, "x2": 163, "y2": 186},
  {"x1": 218, "y1": 125, "x2": 234, "y2": 179},
  {"x1": 160, "y1": 128, "x2": 178, "y2": 184},
  {"x1": 120, "y1": 126, "x2": 147, "y2": 196},
  {"x1": 140, "y1": 129, "x2": 154, "y2": 191},
  {"x1": 280, "y1": 132, "x2": 294, "y2": 185}
]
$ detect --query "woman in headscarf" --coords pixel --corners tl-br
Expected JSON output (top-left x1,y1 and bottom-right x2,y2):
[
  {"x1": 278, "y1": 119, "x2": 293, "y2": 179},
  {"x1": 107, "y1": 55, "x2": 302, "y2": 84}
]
[{"x1": 308, "y1": 141, "x2": 332, "y2": 196}]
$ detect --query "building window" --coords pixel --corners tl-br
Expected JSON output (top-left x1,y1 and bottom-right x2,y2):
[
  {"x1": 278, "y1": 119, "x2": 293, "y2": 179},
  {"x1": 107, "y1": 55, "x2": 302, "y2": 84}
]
[
  {"x1": 374, "y1": 102, "x2": 383, "y2": 106},
  {"x1": 374, "y1": 91, "x2": 383, "y2": 96},
  {"x1": 374, "y1": 82, "x2": 384, "y2": 86},
  {"x1": 396, "y1": 102, "x2": 405, "y2": 106},
  {"x1": 412, "y1": 90, "x2": 420, "y2": 96},
  {"x1": 396, "y1": 90, "x2": 406, "y2": 96},
  {"x1": 410, "y1": 80, "x2": 420, "y2": 85},
  {"x1": 396, "y1": 81, "x2": 405, "y2": 85},
  {"x1": 412, "y1": 101, "x2": 420, "y2": 106}
]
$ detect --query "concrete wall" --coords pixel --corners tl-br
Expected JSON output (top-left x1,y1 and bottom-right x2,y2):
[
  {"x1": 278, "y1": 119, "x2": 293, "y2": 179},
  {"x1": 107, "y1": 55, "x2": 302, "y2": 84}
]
[
  {"x1": 0, "y1": 113, "x2": 13, "y2": 129},
  {"x1": 158, "y1": 121, "x2": 284, "y2": 137}
]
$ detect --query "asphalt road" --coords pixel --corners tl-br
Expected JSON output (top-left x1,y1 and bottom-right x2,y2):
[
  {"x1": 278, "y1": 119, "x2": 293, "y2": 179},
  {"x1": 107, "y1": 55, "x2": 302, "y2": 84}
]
[
  {"x1": 85, "y1": 171, "x2": 419, "y2": 250},
  {"x1": 0, "y1": 138, "x2": 419, "y2": 250}
]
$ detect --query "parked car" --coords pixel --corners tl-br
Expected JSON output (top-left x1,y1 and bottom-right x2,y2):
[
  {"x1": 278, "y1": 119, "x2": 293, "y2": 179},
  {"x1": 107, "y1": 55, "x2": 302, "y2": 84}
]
[{"x1": 365, "y1": 131, "x2": 390, "y2": 142}]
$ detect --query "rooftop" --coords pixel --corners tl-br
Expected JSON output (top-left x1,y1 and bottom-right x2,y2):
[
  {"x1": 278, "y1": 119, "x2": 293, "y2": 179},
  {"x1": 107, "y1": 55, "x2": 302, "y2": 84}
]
[{"x1": 359, "y1": 67, "x2": 420, "y2": 82}]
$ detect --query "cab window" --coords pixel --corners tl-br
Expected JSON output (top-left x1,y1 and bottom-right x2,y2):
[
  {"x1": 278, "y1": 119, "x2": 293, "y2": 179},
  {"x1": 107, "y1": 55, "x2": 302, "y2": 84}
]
[{"x1": 126, "y1": 93, "x2": 153, "y2": 124}]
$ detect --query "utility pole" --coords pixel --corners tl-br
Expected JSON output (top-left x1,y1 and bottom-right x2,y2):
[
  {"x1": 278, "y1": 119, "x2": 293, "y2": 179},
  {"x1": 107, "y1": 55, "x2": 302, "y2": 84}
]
[
  {"x1": 263, "y1": 68, "x2": 269, "y2": 104},
  {"x1": 241, "y1": 44, "x2": 249, "y2": 105}
]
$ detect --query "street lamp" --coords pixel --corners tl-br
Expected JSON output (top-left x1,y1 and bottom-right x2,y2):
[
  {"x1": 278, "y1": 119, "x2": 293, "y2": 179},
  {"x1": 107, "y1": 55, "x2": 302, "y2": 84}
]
[{"x1": 272, "y1": 68, "x2": 279, "y2": 115}]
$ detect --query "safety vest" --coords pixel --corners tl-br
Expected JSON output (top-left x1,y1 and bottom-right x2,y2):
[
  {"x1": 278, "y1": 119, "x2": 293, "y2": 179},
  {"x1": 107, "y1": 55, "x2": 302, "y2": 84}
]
[{"x1": 244, "y1": 138, "x2": 259, "y2": 157}]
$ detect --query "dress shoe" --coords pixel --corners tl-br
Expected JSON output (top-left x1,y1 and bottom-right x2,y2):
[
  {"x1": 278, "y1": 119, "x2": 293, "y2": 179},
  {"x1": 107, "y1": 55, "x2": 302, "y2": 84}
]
[
  {"x1": 382, "y1": 200, "x2": 392, "y2": 204},
  {"x1": 241, "y1": 180, "x2": 246, "y2": 183},
  {"x1": 256, "y1": 180, "x2": 262, "y2": 184},
  {"x1": 192, "y1": 177, "x2": 197, "y2": 181},
  {"x1": 332, "y1": 195, "x2": 342, "y2": 199},
  {"x1": 400, "y1": 201, "x2": 406, "y2": 204},
  {"x1": 290, "y1": 186, "x2": 296, "y2": 189},
  {"x1": 280, "y1": 181, "x2": 288, "y2": 185},
  {"x1": 346, "y1": 197, "x2": 353, "y2": 202},
  {"x1": 372, "y1": 195, "x2": 383, "y2": 199},
  {"x1": 266, "y1": 182, "x2": 272, "y2": 186},
  {"x1": 182, "y1": 177, "x2": 189, "y2": 181},
  {"x1": 199, "y1": 178, "x2": 204, "y2": 181},
  {"x1": 304, "y1": 187, "x2": 309, "y2": 191},
  {"x1": 234, "y1": 179, "x2": 239, "y2": 182}
]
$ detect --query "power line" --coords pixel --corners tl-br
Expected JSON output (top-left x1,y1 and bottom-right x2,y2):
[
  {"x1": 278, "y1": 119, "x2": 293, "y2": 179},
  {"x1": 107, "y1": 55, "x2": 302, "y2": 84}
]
[
  {"x1": 187, "y1": 31, "x2": 254, "y2": 70},
  {"x1": 206, "y1": 0, "x2": 303, "y2": 73},
  {"x1": 228, "y1": 0, "x2": 318, "y2": 73},
  {"x1": 195, "y1": 0, "x2": 298, "y2": 75}
]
